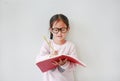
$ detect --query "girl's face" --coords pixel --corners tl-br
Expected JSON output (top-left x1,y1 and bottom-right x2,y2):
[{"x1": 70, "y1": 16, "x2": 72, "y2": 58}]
[{"x1": 50, "y1": 20, "x2": 69, "y2": 43}]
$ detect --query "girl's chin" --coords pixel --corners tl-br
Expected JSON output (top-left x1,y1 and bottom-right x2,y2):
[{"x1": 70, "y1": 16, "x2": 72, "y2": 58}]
[
  {"x1": 57, "y1": 38, "x2": 63, "y2": 41},
  {"x1": 57, "y1": 38, "x2": 66, "y2": 42}
]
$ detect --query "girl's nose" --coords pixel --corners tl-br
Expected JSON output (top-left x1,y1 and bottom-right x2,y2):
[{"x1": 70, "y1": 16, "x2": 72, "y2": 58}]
[{"x1": 57, "y1": 30, "x2": 62, "y2": 35}]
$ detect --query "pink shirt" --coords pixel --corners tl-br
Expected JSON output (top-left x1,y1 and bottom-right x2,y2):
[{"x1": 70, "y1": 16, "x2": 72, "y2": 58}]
[{"x1": 36, "y1": 39, "x2": 78, "y2": 81}]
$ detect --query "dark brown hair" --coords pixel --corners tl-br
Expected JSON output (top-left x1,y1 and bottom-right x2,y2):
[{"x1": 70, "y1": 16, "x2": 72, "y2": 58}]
[{"x1": 49, "y1": 14, "x2": 69, "y2": 39}]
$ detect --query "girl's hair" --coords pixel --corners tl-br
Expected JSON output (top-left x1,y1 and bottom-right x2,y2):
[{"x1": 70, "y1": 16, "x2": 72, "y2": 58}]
[{"x1": 49, "y1": 14, "x2": 69, "y2": 39}]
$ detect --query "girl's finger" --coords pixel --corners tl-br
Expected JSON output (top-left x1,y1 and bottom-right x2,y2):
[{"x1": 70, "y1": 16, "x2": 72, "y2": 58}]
[
  {"x1": 64, "y1": 58, "x2": 68, "y2": 63},
  {"x1": 59, "y1": 58, "x2": 62, "y2": 62},
  {"x1": 52, "y1": 60, "x2": 59, "y2": 65}
]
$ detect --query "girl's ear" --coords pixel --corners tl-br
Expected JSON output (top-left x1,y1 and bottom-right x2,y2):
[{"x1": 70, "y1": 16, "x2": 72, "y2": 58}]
[
  {"x1": 67, "y1": 27, "x2": 70, "y2": 31},
  {"x1": 49, "y1": 28, "x2": 52, "y2": 33}
]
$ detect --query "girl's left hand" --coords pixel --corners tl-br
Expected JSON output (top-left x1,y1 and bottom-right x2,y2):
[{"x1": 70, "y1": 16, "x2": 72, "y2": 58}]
[{"x1": 52, "y1": 58, "x2": 68, "y2": 66}]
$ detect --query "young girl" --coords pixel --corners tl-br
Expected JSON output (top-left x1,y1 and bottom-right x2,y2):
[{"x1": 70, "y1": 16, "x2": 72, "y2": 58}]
[{"x1": 36, "y1": 14, "x2": 78, "y2": 81}]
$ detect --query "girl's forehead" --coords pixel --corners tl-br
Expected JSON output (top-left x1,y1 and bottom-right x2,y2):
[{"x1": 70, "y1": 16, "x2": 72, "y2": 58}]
[{"x1": 52, "y1": 20, "x2": 67, "y2": 28}]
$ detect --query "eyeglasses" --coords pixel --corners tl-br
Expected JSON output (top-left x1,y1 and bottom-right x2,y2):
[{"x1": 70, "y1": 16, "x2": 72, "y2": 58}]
[{"x1": 51, "y1": 27, "x2": 68, "y2": 34}]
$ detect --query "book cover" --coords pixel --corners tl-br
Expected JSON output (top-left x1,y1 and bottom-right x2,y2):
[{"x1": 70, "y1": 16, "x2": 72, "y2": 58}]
[{"x1": 36, "y1": 55, "x2": 86, "y2": 72}]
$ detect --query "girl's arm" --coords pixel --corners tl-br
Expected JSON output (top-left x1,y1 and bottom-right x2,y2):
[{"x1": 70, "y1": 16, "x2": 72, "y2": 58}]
[
  {"x1": 36, "y1": 41, "x2": 50, "y2": 63},
  {"x1": 59, "y1": 44, "x2": 78, "y2": 72}
]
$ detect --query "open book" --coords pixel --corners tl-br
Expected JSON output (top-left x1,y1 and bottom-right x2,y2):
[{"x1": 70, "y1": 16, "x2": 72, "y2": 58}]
[{"x1": 36, "y1": 55, "x2": 86, "y2": 72}]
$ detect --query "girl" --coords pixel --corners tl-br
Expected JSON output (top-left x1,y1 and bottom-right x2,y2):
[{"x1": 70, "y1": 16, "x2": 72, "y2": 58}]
[{"x1": 36, "y1": 14, "x2": 78, "y2": 81}]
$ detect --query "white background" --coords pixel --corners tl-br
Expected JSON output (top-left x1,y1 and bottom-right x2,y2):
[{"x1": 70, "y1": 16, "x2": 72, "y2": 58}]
[{"x1": 0, "y1": 0, "x2": 120, "y2": 81}]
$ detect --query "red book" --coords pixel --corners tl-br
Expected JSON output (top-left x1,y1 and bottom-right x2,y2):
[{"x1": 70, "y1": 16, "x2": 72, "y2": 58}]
[{"x1": 36, "y1": 55, "x2": 86, "y2": 72}]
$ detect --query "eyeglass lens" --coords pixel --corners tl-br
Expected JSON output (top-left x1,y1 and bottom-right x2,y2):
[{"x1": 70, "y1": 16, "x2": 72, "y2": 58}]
[{"x1": 52, "y1": 28, "x2": 68, "y2": 34}]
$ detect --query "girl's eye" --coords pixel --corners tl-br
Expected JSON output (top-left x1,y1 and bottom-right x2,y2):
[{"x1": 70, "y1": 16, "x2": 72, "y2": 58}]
[
  {"x1": 52, "y1": 28, "x2": 59, "y2": 33},
  {"x1": 61, "y1": 28, "x2": 67, "y2": 32},
  {"x1": 53, "y1": 28, "x2": 58, "y2": 31}
]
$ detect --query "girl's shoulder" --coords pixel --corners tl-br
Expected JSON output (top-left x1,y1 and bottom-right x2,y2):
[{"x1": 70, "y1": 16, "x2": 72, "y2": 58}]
[
  {"x1": 66, "y1": 40, "x2": 75, "y2": 45},
  {"x1": 66, "y1": 40, "x2": 76, "y2": 47}
]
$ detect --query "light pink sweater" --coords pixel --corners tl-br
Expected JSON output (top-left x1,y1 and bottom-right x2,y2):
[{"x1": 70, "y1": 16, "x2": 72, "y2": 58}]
[{"x1": 36, "y1": 39, "x2": 78, "y2": 81}]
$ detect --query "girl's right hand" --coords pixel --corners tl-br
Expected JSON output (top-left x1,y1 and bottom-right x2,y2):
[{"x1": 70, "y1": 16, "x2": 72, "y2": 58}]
[
  {"x1": 49, "y1": 50, "x2": 58, "y2": 57},
  {"x1": 52, "y1": 58, "x2": 68, "y2": 66}
]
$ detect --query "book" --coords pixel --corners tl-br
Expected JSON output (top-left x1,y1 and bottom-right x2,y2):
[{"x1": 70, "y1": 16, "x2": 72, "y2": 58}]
[{"x1": 36, "y1": 55, "x2": 86, "y2": 72}]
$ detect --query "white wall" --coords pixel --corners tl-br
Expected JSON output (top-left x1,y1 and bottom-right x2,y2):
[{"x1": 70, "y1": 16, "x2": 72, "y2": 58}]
[{"x1": 0, "y1": 0, "x2": 120, "y2": 81}]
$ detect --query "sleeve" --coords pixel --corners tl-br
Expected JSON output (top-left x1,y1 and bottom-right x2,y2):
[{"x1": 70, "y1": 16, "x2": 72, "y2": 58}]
[
  {"x1": 60, "y1": 43, "x2": 78, "y2": 71},
  {"x1": 69, "y1": 43, "x2": 78, "y2": 58},
  {"x1": 35, "y1": 41, "x2": 50, "y2": 63}
]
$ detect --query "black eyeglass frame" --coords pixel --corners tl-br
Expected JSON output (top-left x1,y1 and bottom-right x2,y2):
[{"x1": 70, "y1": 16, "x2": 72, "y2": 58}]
[{"x1": 51, "y1": 27, "x2": 68, "y2": 34}]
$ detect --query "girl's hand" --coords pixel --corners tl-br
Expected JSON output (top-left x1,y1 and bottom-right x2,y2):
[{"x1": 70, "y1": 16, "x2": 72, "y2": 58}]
[
  {"x1": 52, "y1": 58, "x2": 68, "y2": 66},
  {"x1": 49, "y1": 50, "x2": 58, "y2": 57}
]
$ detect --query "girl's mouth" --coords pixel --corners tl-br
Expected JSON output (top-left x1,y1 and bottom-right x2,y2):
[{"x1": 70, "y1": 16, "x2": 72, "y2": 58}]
[{"x1": 57, "y1": 36, "x2": 62, "y2": 38}]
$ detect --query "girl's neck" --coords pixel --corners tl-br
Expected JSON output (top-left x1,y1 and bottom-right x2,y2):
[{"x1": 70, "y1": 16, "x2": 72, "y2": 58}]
[{"x1": 53, "y1": 39, "x2": 66, "y2": 45}]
